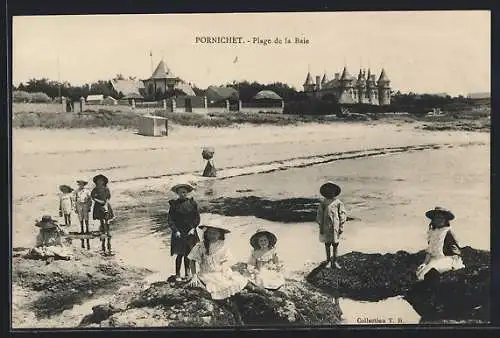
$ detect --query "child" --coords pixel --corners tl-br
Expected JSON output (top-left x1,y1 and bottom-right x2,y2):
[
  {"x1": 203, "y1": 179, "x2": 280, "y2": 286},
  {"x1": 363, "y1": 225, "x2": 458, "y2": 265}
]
[
  {"x1": 416, "y1": 207, "x2": 465, "y2": 281},
  {"x1": 59, "y1": 185, "x2": 74, "y2": 226},
  {"x1": 91, "y1": 174, "x2": 115, "y2": 256},
  {"x1": 74, "y1": 180, "x2": 92, "y2": 249},
  {"x1": 29, "y1": 215, "x2": 71, "y2": 262},
  {"x1": 168, "y1": 183, "x2": 200, "y2": 281},
  {"x1": 316, "y1": 181, "x2": 347, "y2": 269},
  {"x1": 187, "y1": 223, "x2": 249, "y2": 300},
  {"x1": 247, "y1": 228, "x2": 285, "y2": 290}
]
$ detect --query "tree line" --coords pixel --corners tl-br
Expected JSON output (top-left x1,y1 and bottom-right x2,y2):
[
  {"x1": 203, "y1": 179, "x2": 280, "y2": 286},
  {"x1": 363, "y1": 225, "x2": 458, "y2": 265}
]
[{"x1": 13, "y1": 77, "x2": 481, "y2": 113}]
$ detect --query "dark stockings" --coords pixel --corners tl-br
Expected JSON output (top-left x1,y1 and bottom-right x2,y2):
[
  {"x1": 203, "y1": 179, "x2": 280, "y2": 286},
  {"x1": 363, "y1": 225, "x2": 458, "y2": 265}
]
[
  {"x1": 80, "y1": 219, "x2": 90, "y2": 249},
  {"x1": 64, "y1": 214, "x2": 71, "y2": 226},
  {"x1": 175, "y1": 255, "x2": 192, "y2": 277},
  {"x1": 100, "y1": 220, "x2": 112, "y2": 254}
]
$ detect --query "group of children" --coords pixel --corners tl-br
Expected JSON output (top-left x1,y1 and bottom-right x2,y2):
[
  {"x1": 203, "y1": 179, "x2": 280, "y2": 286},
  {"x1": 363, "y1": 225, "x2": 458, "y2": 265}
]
[
  {"x1": 32, "y1": 169, "x2": 466, "y2": 297},
  {"x1": 167, "y1": 180, "x2": 466, "y2": 300},
  {"x1": 32, "y1": 174, "x2": 116, "y2": 261}
]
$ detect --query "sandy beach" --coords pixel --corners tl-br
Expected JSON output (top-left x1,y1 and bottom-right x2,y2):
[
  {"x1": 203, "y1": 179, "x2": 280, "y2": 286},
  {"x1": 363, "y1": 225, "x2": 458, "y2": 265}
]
[{"x1": 11, "y1": 120, "x2": 490, "y2": 327}]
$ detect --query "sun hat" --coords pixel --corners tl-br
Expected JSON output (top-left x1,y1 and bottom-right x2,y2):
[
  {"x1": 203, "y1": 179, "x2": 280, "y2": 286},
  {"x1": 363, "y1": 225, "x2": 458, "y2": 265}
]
[
  {"x1": 170, "y1": 182, "x2": 195, "y2": 194},
  {"x1": 93, "y1": 174, "x2": 109, "y2": 185},
  {"x1": 319, "y1": 181, "x2": 341, "y2": 198},
  {"x1": 59, "y1": 185, "x2": 74, "y2": 193},
  {"x1": 199, "y1": 219, "x2": 231, "y2": 234},
  {"x1": 250, "y1": 228, "x2": 277, "y2": 249},
  {"x1": 425, "y1": 207, "x2": 455, "y2": 221},
  {"x1": 35, "y1": 215, "x2": 59, "y2": 229},
  {"x1": 76, "y1": 180, "x2": 88, "y2": 186}
]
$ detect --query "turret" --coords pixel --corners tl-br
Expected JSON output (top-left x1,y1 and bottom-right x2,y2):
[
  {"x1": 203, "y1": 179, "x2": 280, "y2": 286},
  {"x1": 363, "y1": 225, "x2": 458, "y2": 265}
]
[
  {"x1": 321, "y1": 72, "x2": 329, "y2": 86},
  {"x1": 303, "y1": 71, "x2": 315, "y2": 92},
  {"x1": 357, "y1": 69, "x2": 367, "y2": 104},
  {"x1": 377, "y1": 68, "x2": 391, "y2": 105},
  {"x1": 316, "y1": 76, "x2": 321, "y2": 91}
]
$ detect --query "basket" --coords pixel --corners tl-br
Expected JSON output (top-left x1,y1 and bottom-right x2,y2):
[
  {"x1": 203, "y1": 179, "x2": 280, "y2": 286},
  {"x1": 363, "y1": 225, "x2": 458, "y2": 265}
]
[{"x1": 202, "y1": 147, "x2": 215, "y2": 160}]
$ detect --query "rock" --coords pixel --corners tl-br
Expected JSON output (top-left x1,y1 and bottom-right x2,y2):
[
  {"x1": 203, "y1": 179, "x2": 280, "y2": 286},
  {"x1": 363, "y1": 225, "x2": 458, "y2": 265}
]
[
  {"x1": 404, "y1": 247, "x2": 490, "y2": 322},
  {"x1": 306, "y1": 247, "x2": 490, "y2": 322},
  {"x1": 82, "y1": 279, "x2": 342, "y2": 327}
]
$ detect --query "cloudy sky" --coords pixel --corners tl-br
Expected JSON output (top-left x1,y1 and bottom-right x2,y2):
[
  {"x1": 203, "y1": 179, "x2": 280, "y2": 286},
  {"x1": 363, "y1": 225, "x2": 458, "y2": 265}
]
[{"x1": 12, "y1": 11, "x2": 490, "y2": 96}]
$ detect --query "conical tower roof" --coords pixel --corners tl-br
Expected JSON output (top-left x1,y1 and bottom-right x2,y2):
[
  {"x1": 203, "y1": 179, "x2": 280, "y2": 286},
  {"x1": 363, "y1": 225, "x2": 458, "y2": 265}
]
[
  {"x1": 303, "y1": 72, "x2": 314, "y2": 86},
  {"x1": 321, "y1": 72, "x2": 329, "y2": 84},
  {"x1": 150, "y1": 59, "x2": 174, "y2": 79},
  {"x1": 357, "y1": 69, "x2": 366, "y2": 86},
  {"x1": 340, "y1": 66, "x2": 352, "y2": 81},
  {"x1": 378, "y1": 68, "x2": 390, "y2": 82}
]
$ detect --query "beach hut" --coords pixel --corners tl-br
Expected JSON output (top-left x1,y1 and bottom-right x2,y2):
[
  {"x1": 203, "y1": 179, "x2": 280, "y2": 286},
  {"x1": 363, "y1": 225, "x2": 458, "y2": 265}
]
[
  {"x1": 86, "y1": 94, "x2": 104, "y2": 104},
  {"x1": 138, "y1": 115, "x2": 168, "y2": 137}
]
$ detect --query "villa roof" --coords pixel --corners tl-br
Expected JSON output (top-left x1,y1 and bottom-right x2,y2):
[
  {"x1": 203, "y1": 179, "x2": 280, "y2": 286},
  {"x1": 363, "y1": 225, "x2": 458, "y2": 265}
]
[
  {"x1": 253, "y1": 90, "x2": 282, "y2": 100},
  {"x1": 205, "y1": 86, "x2": 239, "y2": 102},
  {"x1": 303, "y1": 72, "x2": 314, "y2": 86},
  {"x1": 149, "y1": 59, "x2": 175, "y2": 79}
]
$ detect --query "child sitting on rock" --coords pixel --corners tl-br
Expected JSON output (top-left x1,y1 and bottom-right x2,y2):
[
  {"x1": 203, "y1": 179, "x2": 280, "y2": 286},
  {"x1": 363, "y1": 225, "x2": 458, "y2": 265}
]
[
  {"x1": 28, "y1": 216, "x2": 72, "y2": 263},
  {"x1": 247, "y1": 228, "x2": 285, "y2": 290},
  {"x1": 416, "y1": 207, "x2": 465, "y2": 281},
  {"x1": 186, "y1": 222, "x2": 249, "y2": 300},
  {"x1": 316, "y1": 182, "x2": 347, "y2": 269}
]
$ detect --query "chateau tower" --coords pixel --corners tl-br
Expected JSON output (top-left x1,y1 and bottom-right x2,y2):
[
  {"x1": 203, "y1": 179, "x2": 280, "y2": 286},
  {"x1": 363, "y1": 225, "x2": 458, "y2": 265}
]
[
  {"x1": 303, "y1": 71, "x2": 315, "y2": 92},
  {"x1": 377, "y1": 68, "x2": 391, "y2": 105},
  {"x1": 357, "y1": 69, "x2": 367, "y2": 104}
]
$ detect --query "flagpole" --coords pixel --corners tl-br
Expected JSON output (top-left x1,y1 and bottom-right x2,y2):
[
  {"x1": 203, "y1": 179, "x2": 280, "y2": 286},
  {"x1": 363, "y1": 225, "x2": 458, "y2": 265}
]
[{"x1": 57, "y1": 55, "x2": 61, "y2": 100}]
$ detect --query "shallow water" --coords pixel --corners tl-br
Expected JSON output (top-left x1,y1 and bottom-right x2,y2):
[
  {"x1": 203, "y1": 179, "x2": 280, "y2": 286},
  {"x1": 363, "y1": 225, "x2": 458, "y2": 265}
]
[{"x1": 20, "y1": 143, "x2": 489, "y2": 327}]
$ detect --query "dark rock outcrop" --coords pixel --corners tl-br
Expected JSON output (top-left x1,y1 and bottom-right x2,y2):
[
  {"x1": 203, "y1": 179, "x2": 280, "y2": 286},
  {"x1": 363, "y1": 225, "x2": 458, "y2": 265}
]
[
  {"x1": 80, "y1": 278, "x2": 342, "y2": 327},
  {"x1": 306, "y1": 247, "x2": 490, "y2": 322}
]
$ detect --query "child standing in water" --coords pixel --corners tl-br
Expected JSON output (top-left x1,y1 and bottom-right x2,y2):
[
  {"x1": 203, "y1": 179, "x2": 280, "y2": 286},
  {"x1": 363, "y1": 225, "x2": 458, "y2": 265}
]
[
  {"x1": 316, "y1": 181, "x2": 347, "y2": 269},
  {"x1": 416, "y1": 207, "x2": 465, "y2": 281},
  {"x1": 168, "y1": 183, "x2": 200, "y2": 281},
  {"x1": 74, "y1": 180, "x2": 92, "y2": 249},
  {"x1": 91, "y1": 174, "x2": 115, "y2": 256},
  {"x1": 247, "y1": 228, "x2": 285, "y2": 290},
  {"x1": 59, "y1": 185, "x2": 74, "y2": 226}
]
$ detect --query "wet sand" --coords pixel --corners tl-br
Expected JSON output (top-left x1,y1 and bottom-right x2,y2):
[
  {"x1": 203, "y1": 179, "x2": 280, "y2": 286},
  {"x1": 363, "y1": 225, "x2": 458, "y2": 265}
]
[{"x1": 11, "y1": 122, "x2": 490, "y2": 327}]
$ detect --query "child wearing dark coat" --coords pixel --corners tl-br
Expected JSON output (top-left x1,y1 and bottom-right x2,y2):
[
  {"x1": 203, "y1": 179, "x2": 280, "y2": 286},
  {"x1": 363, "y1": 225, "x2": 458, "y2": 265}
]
[
  {"x1": 168, "y1": 183, "x2": 201, "y2": 281},
  {"x1": 91, "y1": 174, "x2": 115, "y2": 256}
]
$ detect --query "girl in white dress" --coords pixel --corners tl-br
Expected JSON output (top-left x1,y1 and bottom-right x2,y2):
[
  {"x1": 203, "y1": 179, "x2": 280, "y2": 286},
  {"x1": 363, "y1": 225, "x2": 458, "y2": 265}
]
[
  {"x1": 416, "y1": 207, "x2": 465, "y2": 281},
  {"x1": 187, "y1": 224, "x2": 249, "y2": 300},
  {"x1": 247, "y1": 228, "x2": 285, "y2": 290},
  {"x1": 59, "y1": 185, "x2": 74, "y2": 226}
]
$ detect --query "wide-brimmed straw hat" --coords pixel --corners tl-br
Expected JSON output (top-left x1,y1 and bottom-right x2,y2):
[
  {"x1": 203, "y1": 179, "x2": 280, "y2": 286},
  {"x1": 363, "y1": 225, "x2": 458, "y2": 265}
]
[
  {"x1": 320, "y1": 181, "x2": 341, "y2": 198},
  {"x1": 170, "y1": 183, "x2": 195, "y2": 194},
  {"x1": 425, "y1": 207, "x2": 455, "y2": 221},
  {"x1": 76, "y1": 180, "x2": 88, "y2": 186},
  {"x1": 199, "y1": 219, "x2": 231, "y2": 234},
  {"x1": 35, "y1": 215, "x2": 58, "y2": 229},
  {"x1": 59, "y1": 185, "x2": 74, "y2": 193},
  {"x1": 93, "y1": 174, "x2": 109, "y2": 185},
  {"x1": 250, "y1": 228, "x2": 277, "y2": 249}
]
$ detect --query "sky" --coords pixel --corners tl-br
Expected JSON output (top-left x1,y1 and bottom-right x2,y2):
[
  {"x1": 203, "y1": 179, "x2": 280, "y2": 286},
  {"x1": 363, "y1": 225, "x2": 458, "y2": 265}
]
[{"x1": 12, "y1": 11, "x2": 490, "y2": 96}]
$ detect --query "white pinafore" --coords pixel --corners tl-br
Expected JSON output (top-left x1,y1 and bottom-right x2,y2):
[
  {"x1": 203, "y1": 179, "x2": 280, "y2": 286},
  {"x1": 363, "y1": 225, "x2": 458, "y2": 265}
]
[{"x1": 416, "y1": 226, "x2": 465, "y2": 281}]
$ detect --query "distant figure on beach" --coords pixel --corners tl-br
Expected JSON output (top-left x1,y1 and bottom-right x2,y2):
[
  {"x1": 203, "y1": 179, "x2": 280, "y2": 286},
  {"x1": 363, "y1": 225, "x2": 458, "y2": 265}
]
[
  {"x1": 186, "y1": 223, "x2": 248, "y2": 300},
  {"x1": 74, "y1": 180, "x2": 92, "y2": 249},
  {"x1": 59, "y1": 185, "x2": 74, "y2": 226},
  {"x1": 316, "y1": 181, "x2": 347, "y2": 269},
  {"x1": 416, "y1": 207, "x2": 465, "y2": 281},
  {"x1": 247, "y1": 228, "x2": 285, "y2": 290},
  {"x1": 91, "y1": 174, "x2": 115, "y2": 256},
  {"x1": 168, "y1": 183, "x2": 201, "y2": 281},
  {"x1": 28, "y1": 216, "x2": 71, "y2": 263},
  {"x1": 202, "y1": 147, "x2": 217, "y2": 177}
]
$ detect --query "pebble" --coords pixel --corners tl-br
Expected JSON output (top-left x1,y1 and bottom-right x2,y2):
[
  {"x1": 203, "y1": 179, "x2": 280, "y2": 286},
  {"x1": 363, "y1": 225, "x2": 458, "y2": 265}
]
[{"x1": 201, "y1": 316, "x2": 211, "y2": 324}]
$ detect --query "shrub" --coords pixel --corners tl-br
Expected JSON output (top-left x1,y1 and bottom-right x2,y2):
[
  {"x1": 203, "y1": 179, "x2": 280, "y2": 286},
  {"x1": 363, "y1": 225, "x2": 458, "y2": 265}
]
[{"x1": 12, "y1": 91, "x2": 52, "y2": 103}]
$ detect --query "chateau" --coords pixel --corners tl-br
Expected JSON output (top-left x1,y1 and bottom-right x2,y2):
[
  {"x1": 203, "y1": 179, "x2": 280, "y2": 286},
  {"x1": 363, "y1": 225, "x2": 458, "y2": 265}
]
[{"x1": 303, "y1": 66, "x2": 391, "y2": 106}]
